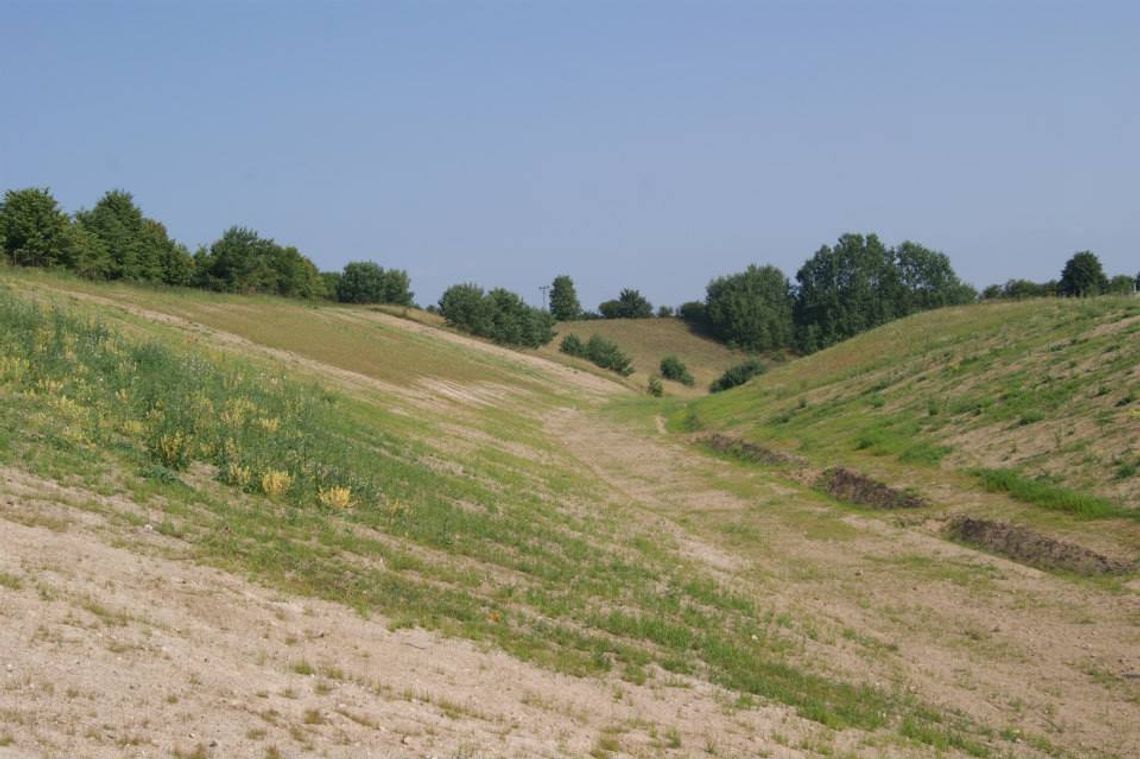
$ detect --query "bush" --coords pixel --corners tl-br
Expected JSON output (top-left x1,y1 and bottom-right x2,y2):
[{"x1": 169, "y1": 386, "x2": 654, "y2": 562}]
[
  {"x1": 678, "y1": 301, "x2": 707, "y2": 324},
  {"x1": 559, "y1": 332, "x2": 634, "y2": 376},
  {"x1": 709, "y1": 359, "x2": 766, "y2": 393},
  {"x1": 648, "y1": 376, "x2": 664, "y2": 397},
  {"x1": 599, "y1": 288, "x2": 653, "y2": 319},
  {"x1": 336, "y1": 261, "x2": 413, "y2": 305},
  {"x1": 560, "y1": 333, "x2": 586, "y2": 357},
  {"x1": 659, "y1": 355, "x2": 694, "y2": 386}
]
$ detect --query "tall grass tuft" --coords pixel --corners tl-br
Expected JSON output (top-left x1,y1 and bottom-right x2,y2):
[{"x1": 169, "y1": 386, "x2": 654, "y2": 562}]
[{"x1": 972, "y1": 468, "x2": 1132, "y2": 520}]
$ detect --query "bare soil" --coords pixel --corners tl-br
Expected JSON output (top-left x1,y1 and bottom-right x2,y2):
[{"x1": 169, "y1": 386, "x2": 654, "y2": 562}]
[{"x1": 947, "y1": 516, "x2": 1135, "y2": 576}]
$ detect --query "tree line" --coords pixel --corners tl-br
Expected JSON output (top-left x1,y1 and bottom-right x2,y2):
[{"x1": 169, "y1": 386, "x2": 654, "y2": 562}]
[
  {"x1": 5, "y1": 186, "x2": 1135, "y2": 354},
  {"x1": 546, "y1": 237, "x2": 1137, "y2": 355},
  {"x1": 0, "y1": 187, "x2": 412, "y2": 306}
]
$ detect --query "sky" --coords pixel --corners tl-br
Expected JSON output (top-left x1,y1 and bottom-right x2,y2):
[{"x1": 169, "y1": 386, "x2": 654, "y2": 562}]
[{"x1": 2, "y1": 1, "x2": 1137, "y2": 308}]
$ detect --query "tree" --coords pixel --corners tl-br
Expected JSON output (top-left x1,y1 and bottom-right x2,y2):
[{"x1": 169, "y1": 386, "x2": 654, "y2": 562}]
[
  {"x1": 1059, "y1": 251, "x2": 1108, "y2": 297},
  {"x1": 892, "y1": 241, "x2": 976, "y2": 312},
  {"x1": 704, "y1": 264, "x2": 793, "y2": 351},
  {"x1": 143, "y1": 219, "x2": 195, "y2": 286},
  {"x1": 678, "y1": 300, "x2": 707, "y2": 324},
  {"x1": 193, "y1": 226, "x2": 323, "y2": 297},
  {"x1": 599, "y1": 288, "x2": 652, "y2": 319},
  {"x1": 336, "y1": 261, "x2": 387, "y2": 303},
  {"x1": 0, "y1": 187, "x2": 72, "y2": 268},
  {"x1": 438, "y1": 282, "x2": 553, "y2": 347},
  {"x1": 793, "y1": 233, "x2": 896, "y2": 352},
  {"x1": 75, "y1": 190, "x2": 158, "y2": 281},
  {"x1": 439, "y1": 283, "x2": 493, "y2": 334},
  {"x1": 792, "y1": 234, "x2": 974, "y2": 352},
  {"x1": 1107, "y1": 274, "x2": 1134, "y2": 296},
  {"x1": 549, "y1": 274, "x2": 581, "y2": 321}
]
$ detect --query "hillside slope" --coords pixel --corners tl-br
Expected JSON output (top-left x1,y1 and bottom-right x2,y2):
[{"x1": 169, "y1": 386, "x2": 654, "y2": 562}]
[
  {"x1": 2, "y1": 270, "x2": 1139, "y2": 758},
  {"x1": 690, "y1": 297, "x2": 1140, "y2": 508},
  {"x1": 540, "y1": 317, "x2": 750, "y2": 394}
]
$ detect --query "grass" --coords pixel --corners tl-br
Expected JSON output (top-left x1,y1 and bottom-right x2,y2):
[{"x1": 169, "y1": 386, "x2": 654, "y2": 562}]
[
  {"x1": 0, "y1": 271, "x2": 1086, "y2": 755},
  {"x1": 972, "y1": 468, "x2": 1134, "y2": 520},
  {"x1": 0, "y1": 281, "x2": 935, "y2": 736},
  {"x1": 688, "y1": 297, "x2": 1140, "y2": 511},
  {"x1": 540, "y1": 316, "x2": 750, "y2": 393}
]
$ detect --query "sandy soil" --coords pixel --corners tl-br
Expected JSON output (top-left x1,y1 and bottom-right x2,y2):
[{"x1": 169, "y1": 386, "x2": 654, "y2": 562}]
[{"x1": 1, "y1": 469, "x2": 833, "y2": 759}]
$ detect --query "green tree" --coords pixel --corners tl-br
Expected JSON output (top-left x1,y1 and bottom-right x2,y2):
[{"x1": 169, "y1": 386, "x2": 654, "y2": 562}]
[
  {"x1": 336, "y1": 261, "x2": 388, "y2": 303},
  {"x1": 704, "y1": 264, "x2": 793, "y2": 351},
  {"x1": 1059, "y1": 251, "x2": 1109, "y2": 297},
  {"x1": 793, "y1": 233, "x2": 896, "y2": 352},
  {"x1": 793, "y1": 234, "x2": 973, "y2": 352},
  {"x1": 549, "y1": 274, "x2": 581, "y2": 321},
  {"x1": 599, "y1": 288, "x2": 653, "y2": 319},
  {"x1": 319, "y1": 271, "x2": 343, "y2": 300},
  {"x1": 75, "y1": 190, "x2": 162, "y2": 281},
  {"x1": 892, "y1": 241, "x2": 976, "y2": 312},
  {"x1": 439, "y1": 283, "x2": 493, "y2": 334},
  {"x1": 0, "y1": 187, "x2": 72, "y2": 268},
  {"x1": 143, "y1": 219, "x2": 195, "y2": 286},
  {"x1": 1107, "y1": 274, "x2": 1134, "y2": 296},
  {"x1": 439, "y1": 283, "x2": 553, "y2": 347},
  {"x1": 193, "y1": 226, "x2": 323, "y2": 297},
  {"x1": 60, "y1": 222, "x2": 111, "y2": 279}
]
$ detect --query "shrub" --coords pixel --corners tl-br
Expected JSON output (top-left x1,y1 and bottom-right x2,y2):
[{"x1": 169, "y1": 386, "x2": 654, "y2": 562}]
[
  {"x1": 560, "y1": 333, "x2": 586, "y2": 357},
  {"x1": 648, "y1": 376, "x2": 664, "y2": 397},
  {"x1": 585, "y1": 334, "x2": 634, "y2": 375},
  {"x1": 559, "y1": 332, "x2": 634, "y2": 375},
  {"x1": 659, "y1": 355, "x2": 694, "y2": 386},
  {"x1": 709, "y1": 359, "x2": 766, "y2": 393}
]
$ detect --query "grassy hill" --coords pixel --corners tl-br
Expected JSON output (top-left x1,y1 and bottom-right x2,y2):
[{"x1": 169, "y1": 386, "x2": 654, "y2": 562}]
[
  {"x1": 3, "y1": 268, "x2": 1139, "y2": 758},
  {"x1": 688, "y1": 297, "x2": 1140, "y2": 510},
  {"x1": 540, "y1": 316, "x2": 751, "y2": 394}
]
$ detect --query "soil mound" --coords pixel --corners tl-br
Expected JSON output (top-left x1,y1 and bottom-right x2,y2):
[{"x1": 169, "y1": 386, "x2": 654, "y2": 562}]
[
  {"x1": 947, "y1": 517, "x2": 1134, "y2": 576},
  {"x1": 701, "y1": 434, "x2": 804, "y2": 466},
  {"x1": 819, "y1": 467, "x2": 927, "y2": 509}
]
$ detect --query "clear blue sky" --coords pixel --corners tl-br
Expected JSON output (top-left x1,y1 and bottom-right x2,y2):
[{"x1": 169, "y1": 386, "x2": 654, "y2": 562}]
[{"x1": 3, "y1": 1, "x2": 1137, "y2": 308}]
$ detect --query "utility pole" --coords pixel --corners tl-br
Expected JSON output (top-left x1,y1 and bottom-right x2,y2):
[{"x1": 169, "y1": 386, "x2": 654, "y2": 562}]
[{"x1": 539, "y1": 284, "x2": 550, "y2": 311}]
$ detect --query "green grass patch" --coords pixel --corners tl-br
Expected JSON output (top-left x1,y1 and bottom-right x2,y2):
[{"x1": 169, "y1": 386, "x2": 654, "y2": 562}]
[{"x1": 972, "y1": 468, "x2": 1132, "y2": 520}]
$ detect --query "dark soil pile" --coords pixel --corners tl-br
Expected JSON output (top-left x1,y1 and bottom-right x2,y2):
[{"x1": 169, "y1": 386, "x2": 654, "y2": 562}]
[
  {"x1": 947, "y1": 517, "x2": 1134, "y2": 576},
  {"x1": 819, "y1": 467, "x2": 928, "y2": 509},
  {"x1": 702, "y1": 434, "x2": 804, "y2": 466}
]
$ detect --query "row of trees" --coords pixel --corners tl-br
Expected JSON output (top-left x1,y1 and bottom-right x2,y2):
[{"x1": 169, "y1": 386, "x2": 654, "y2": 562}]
[
  {"x1": 981, "y1": 252, "x2": 1137, "y2": 300},
  {"x1": 0, "y1": 187, "x2": 413, "y2": 306},
  {"x1": 687, "y1": 236, "x2": 980, "y2": 353},
  {"x1": 438, "y1": 283, "x2": 554, "y2": 348},
  {"x1": 548, "y1": 239, "x2": 1136, "y2": 355}
]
